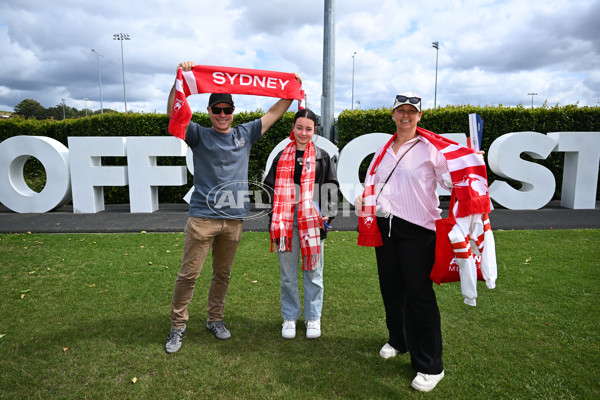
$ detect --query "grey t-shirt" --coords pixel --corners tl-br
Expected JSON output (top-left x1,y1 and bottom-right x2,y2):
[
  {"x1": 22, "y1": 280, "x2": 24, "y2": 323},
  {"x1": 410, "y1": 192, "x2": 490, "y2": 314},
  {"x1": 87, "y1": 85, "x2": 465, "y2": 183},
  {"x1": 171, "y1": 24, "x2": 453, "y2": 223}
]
[{"x1": 185, "y1": 119, "x2": 262, "y2": 218}]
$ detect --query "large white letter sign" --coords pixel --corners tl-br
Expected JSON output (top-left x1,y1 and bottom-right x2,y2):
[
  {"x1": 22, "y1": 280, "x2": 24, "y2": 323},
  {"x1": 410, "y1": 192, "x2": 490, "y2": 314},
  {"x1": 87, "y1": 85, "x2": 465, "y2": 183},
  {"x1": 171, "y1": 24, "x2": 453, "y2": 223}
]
[
  {"x1": 0, "y1": 136, "x2": 71, "y2": 213},
  {"x1": 68, "y1": 137, "x2": 128, "y2": 213},
  {"x1": 547, "y1": 132, "x2": 600, "y2": 209},
  {"x1": 337, "y1": 133, "x2": 391, "y2": 204},
  {"x1": 488, "y1": 131, "x2": 557, "y2": 209},
  {"x1": 126, "y1": 137, "x2": 188, "y2": 213}
]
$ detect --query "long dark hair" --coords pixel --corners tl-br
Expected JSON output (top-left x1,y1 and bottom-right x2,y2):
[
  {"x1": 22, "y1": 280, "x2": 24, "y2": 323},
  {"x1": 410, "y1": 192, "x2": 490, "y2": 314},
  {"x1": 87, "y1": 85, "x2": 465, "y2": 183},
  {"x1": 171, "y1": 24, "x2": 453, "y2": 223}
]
[{"x1": 293, "y1": 108, "x2": 318, "y2": 127}]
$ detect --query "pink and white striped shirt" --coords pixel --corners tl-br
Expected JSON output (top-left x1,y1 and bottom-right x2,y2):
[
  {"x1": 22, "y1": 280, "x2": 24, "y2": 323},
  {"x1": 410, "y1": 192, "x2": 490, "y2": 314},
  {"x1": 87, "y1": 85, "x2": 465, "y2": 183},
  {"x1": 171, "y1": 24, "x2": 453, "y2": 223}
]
[{"x1": 369, "y1": 136, "x2": 451, "y2": 231}]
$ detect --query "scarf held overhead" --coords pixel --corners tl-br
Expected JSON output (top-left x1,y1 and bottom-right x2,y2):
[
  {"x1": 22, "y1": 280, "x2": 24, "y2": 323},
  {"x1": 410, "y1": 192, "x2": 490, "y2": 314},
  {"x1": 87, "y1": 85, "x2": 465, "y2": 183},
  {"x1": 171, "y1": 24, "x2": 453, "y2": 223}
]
[
  {"x1": 357, "y1": 127, "x2": 491, "y2": 247},
  {"x1": 270, "y1": 140, "x2": 323, "y2": 271},
  {"x1": 168, "y1": 65, "x2": 304, "y2": 139}
]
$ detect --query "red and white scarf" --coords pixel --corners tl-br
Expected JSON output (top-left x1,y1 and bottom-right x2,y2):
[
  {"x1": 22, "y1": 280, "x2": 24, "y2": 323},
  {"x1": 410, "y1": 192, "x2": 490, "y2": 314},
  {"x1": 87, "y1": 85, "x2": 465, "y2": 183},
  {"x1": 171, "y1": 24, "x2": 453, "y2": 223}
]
[
  {"x1": 270, "y1": 139, "x2": 323, "y2": 271},
  {"x1": 169, "y1": 65, "x2": 305, "y2": 139},
  {"x1": 357, "y1": 127, "x2": 491, "y2": 247}
]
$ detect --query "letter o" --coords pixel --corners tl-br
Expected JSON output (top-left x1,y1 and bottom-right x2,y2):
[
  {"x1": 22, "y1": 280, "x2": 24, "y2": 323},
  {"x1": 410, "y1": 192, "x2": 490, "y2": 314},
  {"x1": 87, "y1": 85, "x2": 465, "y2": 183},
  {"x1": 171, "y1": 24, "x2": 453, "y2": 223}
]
[
  {"x1": 337, "y1": 133, "x2": 391, "y2": 204},
  {"x1": 0, "y1": 136, "x2": 71, "y2": 213}
]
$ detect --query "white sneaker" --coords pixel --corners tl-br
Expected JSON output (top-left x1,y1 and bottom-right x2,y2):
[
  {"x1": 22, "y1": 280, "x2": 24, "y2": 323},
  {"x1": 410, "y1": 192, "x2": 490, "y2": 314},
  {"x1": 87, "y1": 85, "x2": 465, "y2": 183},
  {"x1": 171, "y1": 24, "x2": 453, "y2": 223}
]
[
  {"x1": 306, "y1": 319, "x2": 321, "y2": 339},
  {"x1": 379, "y1": 343, "x2": 400, "y2": 359},
  {"x1": 282, "y1": 320, "x2": 296, "y2": 339},
  {"x1": 411, "y1": 370, "x2": 445, "y2": 392}
]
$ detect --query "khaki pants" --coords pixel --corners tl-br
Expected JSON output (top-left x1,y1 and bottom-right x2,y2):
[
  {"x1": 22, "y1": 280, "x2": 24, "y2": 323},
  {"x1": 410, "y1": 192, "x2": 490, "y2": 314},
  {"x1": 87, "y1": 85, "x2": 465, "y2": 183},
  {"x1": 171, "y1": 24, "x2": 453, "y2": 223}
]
[{"x1": 170, "y1": 217, "x2": 243, "y2": 329}]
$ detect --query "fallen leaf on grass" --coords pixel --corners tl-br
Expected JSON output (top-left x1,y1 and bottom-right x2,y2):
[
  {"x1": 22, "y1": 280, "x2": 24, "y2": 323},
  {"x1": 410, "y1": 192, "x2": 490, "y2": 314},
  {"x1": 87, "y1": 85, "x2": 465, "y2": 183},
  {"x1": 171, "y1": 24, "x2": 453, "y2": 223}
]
[
  {"x1": 131, "y1": 377, "x2": 138, "y2": 384},
  {"x1": 88, "y1": 284, "x2": 96, "y2": 288},
  {"x1": 28, "y1": 270, "x2": 36, "y2": 275},
  {"x1": 0, "y1": 334, "x2": 6, "y2": 339},
  {"x1": 251, "y1": 280, "x2": 258, "y2": 284},
  {"x1": 523, "y1": 257, "x2": 532, "y2": 265},
  {"x1": 148, "y1": 262, "x2": 153, "y2": 266},
  {"x1": 63, "y1": 347, "x2": 68, "y2": 352},
  {"x1": 21, "y1": 294, "x2": 26, "y2": 299}
]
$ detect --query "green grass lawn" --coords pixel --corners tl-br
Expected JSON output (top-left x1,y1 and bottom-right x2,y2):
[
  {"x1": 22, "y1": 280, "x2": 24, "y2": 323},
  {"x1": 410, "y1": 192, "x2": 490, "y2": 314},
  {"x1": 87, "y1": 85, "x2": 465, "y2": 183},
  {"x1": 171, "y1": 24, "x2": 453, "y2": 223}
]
[{"x1": 1, "y1": 229, "x2": 598, "y2": 399}]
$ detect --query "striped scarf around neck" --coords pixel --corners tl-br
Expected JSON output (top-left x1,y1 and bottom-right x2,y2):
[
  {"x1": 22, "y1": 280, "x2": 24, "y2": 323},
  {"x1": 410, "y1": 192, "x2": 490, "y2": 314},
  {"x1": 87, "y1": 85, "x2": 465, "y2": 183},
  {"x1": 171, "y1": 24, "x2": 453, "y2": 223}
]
[{"x1": 270, "y1": 140, "x2": 323, "y2": 270}]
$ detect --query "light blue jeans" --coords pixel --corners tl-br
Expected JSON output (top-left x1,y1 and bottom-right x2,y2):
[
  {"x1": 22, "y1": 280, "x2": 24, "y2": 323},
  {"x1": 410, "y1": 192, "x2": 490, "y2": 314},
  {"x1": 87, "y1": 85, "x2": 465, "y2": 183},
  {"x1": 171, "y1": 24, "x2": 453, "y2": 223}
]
[{"x1": 277, "y1": 216, "x2": 324, "y2": 322}]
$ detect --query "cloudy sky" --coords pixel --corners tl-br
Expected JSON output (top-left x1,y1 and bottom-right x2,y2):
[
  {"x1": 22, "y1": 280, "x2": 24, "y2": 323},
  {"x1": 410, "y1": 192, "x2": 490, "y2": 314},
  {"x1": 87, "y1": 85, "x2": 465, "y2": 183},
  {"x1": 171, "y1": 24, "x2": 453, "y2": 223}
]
[{"x1": 1, "y1": 0, "x2": 599, "y2": 116}]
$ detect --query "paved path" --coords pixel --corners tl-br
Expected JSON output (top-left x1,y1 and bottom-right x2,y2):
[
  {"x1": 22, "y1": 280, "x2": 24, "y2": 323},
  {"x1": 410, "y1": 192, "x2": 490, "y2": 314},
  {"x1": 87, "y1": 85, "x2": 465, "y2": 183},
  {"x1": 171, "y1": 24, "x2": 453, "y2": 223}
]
[{"x1": 1, "y1": 201, "x2": 598, "y2": 234}]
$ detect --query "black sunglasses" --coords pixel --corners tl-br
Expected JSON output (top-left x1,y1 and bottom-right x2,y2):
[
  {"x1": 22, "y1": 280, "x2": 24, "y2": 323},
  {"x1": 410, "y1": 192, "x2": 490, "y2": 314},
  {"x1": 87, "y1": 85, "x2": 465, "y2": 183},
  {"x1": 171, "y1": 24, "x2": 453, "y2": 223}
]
[
  {"x1": 210, "y1": 106, "x2": 234, "y2": 115},
  {"x1": 396, "y1": 95, "x2": 421, "y2": 104}
]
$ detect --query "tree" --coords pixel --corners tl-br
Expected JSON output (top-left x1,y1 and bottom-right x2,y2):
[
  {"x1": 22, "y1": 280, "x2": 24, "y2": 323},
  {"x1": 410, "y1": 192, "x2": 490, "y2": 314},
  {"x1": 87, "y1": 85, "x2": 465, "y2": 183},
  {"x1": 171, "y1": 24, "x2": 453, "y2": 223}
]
[
  {"x1": 13, "y1": 98, "x2": 122, "y2": 119},
  {"x1": 14, "y1": 99, "x2": 47, "y2": 119}
]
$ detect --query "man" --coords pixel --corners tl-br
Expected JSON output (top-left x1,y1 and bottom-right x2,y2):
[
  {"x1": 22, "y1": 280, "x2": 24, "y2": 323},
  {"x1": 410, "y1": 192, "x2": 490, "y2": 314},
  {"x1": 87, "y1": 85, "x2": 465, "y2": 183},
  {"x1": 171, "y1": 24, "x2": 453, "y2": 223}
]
[{"x1": 165, "y1": 61, "x2": 301, "y2": 354}]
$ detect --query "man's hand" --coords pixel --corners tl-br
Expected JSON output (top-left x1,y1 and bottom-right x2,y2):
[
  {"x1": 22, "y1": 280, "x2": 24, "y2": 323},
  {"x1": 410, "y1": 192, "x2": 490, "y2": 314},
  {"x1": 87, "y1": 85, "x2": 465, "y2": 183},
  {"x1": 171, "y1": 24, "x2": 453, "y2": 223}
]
[
  {"x1": 292, "y1": 72, "x2": 302, "y2": 85},
  {"x1": 177, "y1": 61, "x2": 195, "y2": 72}
]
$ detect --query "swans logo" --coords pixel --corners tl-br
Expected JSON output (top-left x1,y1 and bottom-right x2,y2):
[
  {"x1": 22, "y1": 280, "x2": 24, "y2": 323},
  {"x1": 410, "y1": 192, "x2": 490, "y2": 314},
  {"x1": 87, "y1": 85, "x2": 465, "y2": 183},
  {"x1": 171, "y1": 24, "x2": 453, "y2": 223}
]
[
  {"x1": 363, "y1": 216, "x2": 375, "y2": 228},
  {"x1": 206, "y1": 180, "x2": 272, "y2": 219},
  {"x1": 455, "y1": 173, "x2": 488, "y2": 196},
  {"x1": 234, "y1": 137, "x2": 246, "y2": 149},
  {"x1": 173, "y1": 98, "x2": 185, "y2": 113}
]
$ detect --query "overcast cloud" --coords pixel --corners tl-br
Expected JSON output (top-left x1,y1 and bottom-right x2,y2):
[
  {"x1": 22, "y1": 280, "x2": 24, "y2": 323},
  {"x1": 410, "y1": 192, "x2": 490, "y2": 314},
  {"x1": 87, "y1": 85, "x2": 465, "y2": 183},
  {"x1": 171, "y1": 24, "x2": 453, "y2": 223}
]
[{"x1": 1, "y1": 0, "x2": 599, "y2": 116}]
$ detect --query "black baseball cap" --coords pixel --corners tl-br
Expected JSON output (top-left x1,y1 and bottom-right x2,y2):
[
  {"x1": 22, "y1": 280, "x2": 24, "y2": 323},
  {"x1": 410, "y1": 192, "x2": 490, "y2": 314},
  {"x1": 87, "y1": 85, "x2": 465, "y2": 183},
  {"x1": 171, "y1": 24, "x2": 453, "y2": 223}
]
[{"x1": 208, "y1": 93, "x2": 234, "y2": 107}]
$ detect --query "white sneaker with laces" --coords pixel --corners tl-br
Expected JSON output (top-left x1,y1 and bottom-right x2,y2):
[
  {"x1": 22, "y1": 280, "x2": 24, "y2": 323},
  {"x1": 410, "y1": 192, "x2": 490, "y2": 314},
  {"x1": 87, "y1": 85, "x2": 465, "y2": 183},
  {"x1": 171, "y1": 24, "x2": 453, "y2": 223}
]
[
  {"x1": 379, "y1": 343, "x2": 400, "y2": 359},
  {"x1": 411, "y1": 370, "x2": 445, "y2": 392},
  {"x1": 282, "y1": 320, "x2": 296, "y2": 339},
  {"x1": 306, "y1": 319, "x2": 321, "y2": 339}
]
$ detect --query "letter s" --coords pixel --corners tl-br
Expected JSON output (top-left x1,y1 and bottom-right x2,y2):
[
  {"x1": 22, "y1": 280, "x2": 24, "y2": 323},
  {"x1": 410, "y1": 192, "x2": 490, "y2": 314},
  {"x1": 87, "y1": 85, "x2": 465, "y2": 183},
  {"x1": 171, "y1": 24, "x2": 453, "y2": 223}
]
[
  {"x1": 488, "y1": 131, "x2": 557, "y2": 209},
  {"x1": 213, "y1": 72, "x2": 226, "y2": 85}
]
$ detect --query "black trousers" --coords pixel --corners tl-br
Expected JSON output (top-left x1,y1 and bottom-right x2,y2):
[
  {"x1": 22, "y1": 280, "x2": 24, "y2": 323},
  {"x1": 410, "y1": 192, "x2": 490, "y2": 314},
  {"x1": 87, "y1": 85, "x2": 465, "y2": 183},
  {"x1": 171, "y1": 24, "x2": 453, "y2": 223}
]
[{"x1": 375, "y1": 216, "x2": 443, "y2": 374}]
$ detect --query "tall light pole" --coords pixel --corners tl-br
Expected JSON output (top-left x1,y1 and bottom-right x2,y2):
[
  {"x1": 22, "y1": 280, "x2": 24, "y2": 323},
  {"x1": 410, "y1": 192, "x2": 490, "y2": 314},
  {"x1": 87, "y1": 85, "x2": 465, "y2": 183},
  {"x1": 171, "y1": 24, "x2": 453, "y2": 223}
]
[
  {"x1": 351, "y1": 51, "x2": 356, "y2": 110},
  {"x1": 432, "y1": 41, "x2": 439, "y2": 108},
  {"x1": 113, "y1": 33, "x2": 131, "y2": 113},
  {"x1": 528, "y1": 92, "x2": 537, "y2": 108},
  {"x1": 91, "y1": 49, "x2": 104, "y2": 114},
  {"x1": 321, "y1": 0, "x2": 335, "y2": 141},
  {"x1": 61, "y1": 98, "x2": 66, "y2": 119}
]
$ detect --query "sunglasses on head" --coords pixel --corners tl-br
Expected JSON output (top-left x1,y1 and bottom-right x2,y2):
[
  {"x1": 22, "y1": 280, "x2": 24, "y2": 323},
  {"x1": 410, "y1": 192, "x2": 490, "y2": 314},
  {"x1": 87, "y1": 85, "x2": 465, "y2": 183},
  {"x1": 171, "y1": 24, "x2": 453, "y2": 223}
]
[
  {"x1": 396, "y1": 95, "x2": 421, "y2": 104},
  {"x1": 210, "y1": 106, "x2": 234, "y2": 115}
]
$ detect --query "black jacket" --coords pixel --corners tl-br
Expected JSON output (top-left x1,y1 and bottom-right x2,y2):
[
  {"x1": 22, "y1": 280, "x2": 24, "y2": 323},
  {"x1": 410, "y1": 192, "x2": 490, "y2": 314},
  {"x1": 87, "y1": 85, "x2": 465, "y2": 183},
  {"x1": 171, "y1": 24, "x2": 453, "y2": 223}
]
[{"x1": 263, "y1": 146, "x2": 339, "y2": 239}]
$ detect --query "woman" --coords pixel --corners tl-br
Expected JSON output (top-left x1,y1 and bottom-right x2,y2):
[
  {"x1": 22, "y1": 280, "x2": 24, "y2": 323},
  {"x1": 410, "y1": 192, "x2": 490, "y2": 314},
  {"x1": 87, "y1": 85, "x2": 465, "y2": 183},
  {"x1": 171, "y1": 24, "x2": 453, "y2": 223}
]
[
  {"x1": 264, "y1": 108, "x2": 338, "y2": 340},
  {"x1": 356, "y1": 92, "x2": 482, "y2": 392}
]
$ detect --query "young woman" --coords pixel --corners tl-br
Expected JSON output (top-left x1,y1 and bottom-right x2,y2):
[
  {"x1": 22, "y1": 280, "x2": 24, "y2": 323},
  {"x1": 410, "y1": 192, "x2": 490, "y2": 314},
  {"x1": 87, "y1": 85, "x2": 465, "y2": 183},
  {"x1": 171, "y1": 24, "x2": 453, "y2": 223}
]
[{"x1": 264, "y1": 108, "x2": 338, "y2": 340}]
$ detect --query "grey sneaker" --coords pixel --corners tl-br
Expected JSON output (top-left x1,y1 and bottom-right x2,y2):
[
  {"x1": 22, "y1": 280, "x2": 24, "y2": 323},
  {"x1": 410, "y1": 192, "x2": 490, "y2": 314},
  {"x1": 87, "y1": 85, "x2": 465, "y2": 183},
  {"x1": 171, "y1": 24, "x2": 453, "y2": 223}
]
[
  {"x1": 206, "y1": 321, "x2": 231, "y2": 340},
  {"x1": 165, "y1": 325, "x2": 186, "y2": 354}
]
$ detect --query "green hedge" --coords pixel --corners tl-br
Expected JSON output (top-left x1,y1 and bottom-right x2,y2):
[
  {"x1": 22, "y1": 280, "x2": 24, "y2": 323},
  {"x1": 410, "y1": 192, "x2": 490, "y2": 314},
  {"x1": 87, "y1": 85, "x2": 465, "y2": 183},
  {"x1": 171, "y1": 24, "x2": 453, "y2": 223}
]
[{"x1": 1, "y1": 104, "x2": 598, "y2": 204}]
